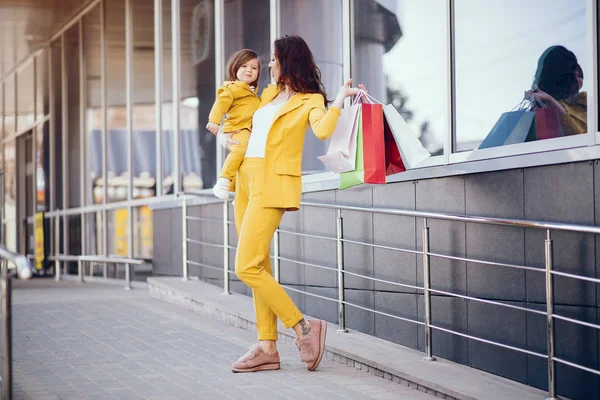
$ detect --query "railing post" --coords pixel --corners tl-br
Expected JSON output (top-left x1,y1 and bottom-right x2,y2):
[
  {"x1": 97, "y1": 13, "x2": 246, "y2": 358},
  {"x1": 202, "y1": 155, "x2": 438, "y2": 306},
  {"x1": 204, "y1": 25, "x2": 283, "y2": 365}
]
[
  {"x1": 125, "y1": 263, "x2": 132, "y2": 291},
  {"x1": 181, "y1": 194, "x2": 189, "y2": 281},
  {"x1": 422, "y1": 218, "x2": 435, "y2": 361},
  {"x1": 77, "y1": 259, "x2": 84, "y2": 284},
  {"x1": 273, "y1": 229, "x2": 280, "y2": 283},
  {"x1": 545, "y1": 230, "x2": 558, "y2": 400},
  {"x1": 223, "y1": 201, "x2": 230, "y2": 295},
  {"x1": 55, "y1": 214, "x2": 61, "y2": 281},
  {"x1": 1, "y1": 275, "x2": 12, "y2": 400},
  {"x1": 336, "y1": 209, "x2": 347, "y2": 333}
]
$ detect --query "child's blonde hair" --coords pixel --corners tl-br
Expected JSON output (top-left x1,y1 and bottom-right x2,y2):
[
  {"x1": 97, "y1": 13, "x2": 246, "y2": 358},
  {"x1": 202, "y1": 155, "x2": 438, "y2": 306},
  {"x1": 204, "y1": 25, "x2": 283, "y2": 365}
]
[{"x1": 226, "y1": 49, "x2": 261, "y2": 88}]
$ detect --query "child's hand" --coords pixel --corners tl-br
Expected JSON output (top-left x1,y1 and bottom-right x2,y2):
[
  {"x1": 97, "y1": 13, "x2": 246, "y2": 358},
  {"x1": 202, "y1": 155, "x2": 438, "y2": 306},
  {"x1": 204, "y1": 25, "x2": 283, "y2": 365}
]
[{"x1": 206, "y1": 122, "x2": 220, "y2": 135}]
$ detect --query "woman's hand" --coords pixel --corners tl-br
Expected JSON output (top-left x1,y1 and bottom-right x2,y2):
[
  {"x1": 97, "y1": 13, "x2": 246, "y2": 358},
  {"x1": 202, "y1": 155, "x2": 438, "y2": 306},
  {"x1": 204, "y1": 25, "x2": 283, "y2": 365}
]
[
  {"x1": 332, "y1": 80, "x2": 366, "y2": 109},
  {"x1": 217, "y1": 132, "x2": 241, "y2": 151},
  {"x1": 531, "y1": 89, "x2": 567, "y2": 115},
  {"x1": 206, "y1": 122, "x2": 220, "y2": 135}
]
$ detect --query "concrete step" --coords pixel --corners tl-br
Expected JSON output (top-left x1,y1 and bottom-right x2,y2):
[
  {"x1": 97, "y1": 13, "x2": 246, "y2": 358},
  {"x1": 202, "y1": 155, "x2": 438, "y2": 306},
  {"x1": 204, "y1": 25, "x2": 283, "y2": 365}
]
[{"x1": 147, "y1": 277, "x2": 552, "y2": 400}]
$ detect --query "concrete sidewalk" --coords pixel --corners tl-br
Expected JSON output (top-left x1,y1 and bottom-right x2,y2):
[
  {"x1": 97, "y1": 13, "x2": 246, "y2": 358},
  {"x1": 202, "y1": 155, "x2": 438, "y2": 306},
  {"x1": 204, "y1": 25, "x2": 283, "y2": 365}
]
[
  {"x1": 148, "y1": 277, "x2": 550, "y2": 400},
  {"x1": 10, "y1": 279, "x2": 436, "y2": 400}
]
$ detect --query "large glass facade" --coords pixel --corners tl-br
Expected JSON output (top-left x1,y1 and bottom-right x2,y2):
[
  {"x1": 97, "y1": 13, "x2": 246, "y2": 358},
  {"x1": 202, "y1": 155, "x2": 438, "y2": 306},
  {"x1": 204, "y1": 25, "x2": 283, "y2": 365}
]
[
  {"x1": 0, "y1": 0, "x2": 598, "y2": 258},
  {"x1": 353, "y1": 0, "x2": 447, "y2": 156},
  {"x1": 280, "y1": 0, "x2": 344, "y2": 173},
  {"x1": 455, "y1": 0, "x2": 589, "y2": 151}
]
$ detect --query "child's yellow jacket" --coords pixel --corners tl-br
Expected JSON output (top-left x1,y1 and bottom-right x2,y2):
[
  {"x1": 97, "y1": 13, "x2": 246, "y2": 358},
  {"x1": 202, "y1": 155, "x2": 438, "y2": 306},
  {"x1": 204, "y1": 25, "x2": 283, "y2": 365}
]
[{"x1": 208, "y1": 81, "x2": 260, "y2": 132}]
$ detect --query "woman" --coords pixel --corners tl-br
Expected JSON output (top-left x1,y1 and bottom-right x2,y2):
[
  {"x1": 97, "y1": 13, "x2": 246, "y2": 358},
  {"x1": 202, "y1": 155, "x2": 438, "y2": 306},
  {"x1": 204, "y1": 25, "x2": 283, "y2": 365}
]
[
  {"x1": 531, "y1": 45, "x2": 587, "y2": 135},
  {"x1": 219, "y1": 35, "x2": 365, "y2": 373}
]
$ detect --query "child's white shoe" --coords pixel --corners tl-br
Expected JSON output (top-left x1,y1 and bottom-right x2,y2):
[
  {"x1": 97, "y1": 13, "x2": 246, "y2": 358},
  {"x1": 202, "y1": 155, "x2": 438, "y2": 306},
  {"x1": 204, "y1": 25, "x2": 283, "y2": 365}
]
[{"x1": 213, "y1": 178, "x2": 230, "y2": 200}]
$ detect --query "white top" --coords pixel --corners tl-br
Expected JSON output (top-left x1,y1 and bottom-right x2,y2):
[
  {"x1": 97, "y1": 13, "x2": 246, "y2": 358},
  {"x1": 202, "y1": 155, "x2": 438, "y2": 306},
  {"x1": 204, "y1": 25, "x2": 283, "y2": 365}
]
[{"x1": 245, "y1": 101, "x2": 285, "y2": 158}]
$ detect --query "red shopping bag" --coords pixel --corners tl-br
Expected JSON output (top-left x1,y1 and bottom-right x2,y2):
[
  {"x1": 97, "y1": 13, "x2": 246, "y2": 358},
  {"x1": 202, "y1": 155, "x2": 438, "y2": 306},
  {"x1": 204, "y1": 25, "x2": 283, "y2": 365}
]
[
  {"x1": 384, "y1": 116, "x2": 406, "y2": 175},
  {"x1": 361, "y1": 103, "x2": 386, "y2": 184},
  {"x1": 535, "y1": 107, "x2": 564, "y2": 140}
]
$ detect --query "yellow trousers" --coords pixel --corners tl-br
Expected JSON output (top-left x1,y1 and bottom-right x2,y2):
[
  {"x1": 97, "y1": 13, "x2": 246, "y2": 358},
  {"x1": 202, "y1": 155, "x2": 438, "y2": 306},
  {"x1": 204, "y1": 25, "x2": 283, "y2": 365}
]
[
  {"x1": 220, "y1": 128, "x2": 251, "y2": 181},
  {"x1": 234, "y1": 158, "x2": 304, "y2": 341}
]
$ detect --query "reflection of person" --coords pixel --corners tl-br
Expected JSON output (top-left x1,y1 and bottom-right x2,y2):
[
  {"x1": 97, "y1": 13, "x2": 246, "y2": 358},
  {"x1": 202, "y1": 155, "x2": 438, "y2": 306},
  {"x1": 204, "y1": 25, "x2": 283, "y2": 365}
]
[
  {"x1": 207, "y1": 49, "x2": 261, "y2": 200},
  {"x1": 531, "y1": 45, "x2": 587, "y2": 135},
  {"x1": 219, "y1": 35, "x2": 365, "y2": 374}
]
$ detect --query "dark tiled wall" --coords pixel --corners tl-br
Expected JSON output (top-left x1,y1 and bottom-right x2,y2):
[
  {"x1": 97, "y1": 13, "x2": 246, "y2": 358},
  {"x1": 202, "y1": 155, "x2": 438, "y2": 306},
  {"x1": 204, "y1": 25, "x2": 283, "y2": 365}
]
[{"x1": 153, "y1": 160, "x2": 600, "y2": 400}]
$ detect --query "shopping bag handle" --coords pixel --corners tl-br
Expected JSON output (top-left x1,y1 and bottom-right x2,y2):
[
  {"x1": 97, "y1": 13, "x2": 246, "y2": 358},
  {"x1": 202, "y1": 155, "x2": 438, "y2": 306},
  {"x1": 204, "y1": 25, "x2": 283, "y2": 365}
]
[{"x1": 351, "y1": 90, "x2": 383, "y2": 105}]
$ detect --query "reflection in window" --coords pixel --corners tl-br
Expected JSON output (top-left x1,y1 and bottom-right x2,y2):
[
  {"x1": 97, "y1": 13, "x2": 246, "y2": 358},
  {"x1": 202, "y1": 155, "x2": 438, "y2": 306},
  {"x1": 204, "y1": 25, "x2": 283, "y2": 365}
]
[
  {"x1": 353, "y1": 0, "x2": 447, "y2": 157},
  {"x1": 4, "y1": 139, "x2": 16, "y2": 251},
  {"x1": 17, "y1": 62, "x2": 35, "y2": 129},
  {"x1": 280, "y1": 0, "x2": 343, "y2": 173},
  {"x1": 455, "y1": 0, "x2": 587, "y2": 151},
  {"x1": 35, "y1": 122, "x2": 48, "y2": 213},
  {"x1": 179, "y1": 0, "x2": 215, "y2": 190},
  {"x1": 4, "y1": 76, "x2": 15, "y2": 138}
]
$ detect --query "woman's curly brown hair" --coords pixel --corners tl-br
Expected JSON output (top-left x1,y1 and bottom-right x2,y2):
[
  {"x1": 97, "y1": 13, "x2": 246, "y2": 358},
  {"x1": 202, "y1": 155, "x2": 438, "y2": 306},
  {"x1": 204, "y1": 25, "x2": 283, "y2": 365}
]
[{"x1": 273, "y1": 35, "x2": 330, "y2": 107}]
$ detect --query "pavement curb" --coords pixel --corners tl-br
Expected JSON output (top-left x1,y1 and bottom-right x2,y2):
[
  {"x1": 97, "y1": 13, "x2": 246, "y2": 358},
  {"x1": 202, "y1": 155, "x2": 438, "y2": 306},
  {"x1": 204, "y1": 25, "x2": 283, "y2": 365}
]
[{"x1": 148, "y1": 277, "x2": 549, "y2": 400}]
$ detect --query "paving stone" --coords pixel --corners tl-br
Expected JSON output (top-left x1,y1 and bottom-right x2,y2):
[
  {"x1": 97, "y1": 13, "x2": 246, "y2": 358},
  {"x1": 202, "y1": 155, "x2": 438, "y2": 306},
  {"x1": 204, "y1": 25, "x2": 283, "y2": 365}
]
[{"x1": 12, "y1": 280, "x2": 437, "y2": 400}]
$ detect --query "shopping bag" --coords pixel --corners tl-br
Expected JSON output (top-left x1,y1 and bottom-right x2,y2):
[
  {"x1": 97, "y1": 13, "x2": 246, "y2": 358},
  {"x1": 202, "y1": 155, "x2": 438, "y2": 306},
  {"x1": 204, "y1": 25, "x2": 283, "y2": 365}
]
[
  {"x1": 384, "y1": 116, "x2": 406, "y2": 175},
  {"x1": 479, "y1": 111, "x2": 526, "y2": 149},
  {"x1": 362, "y1": 103, "x2": 386, "y2": 184},
  {"x1": 503, "y1": 111, "x2": 536, "y2": 145},
  {"x1": 535, "y1": 107, "x2": 564, "y2": 140},
  {"x1": 382, "y1": 105, "x2": 430, "y2": 169},
  {"x1": 318, "y1": 101, "x2": 361, "y2": 173},
  {"x1": 339, "y1": 112, "x2": 365, "y2": 190}
]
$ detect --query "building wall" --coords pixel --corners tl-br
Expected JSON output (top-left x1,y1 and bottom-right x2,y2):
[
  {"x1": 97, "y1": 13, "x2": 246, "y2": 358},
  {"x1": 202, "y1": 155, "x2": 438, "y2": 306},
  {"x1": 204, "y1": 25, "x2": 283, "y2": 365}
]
[{"x1": 153, "y1": 160, "x2": 600, "y2": 400}]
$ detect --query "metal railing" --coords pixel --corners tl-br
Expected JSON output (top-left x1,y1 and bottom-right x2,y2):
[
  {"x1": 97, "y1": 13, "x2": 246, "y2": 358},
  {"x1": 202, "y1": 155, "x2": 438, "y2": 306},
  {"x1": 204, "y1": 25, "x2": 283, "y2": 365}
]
[
  {"x1": 48, "y1": 254, "x2": 143, "y2": 290},
  {"x1": 0, "y1": 245, "x2": 33, "y2": 400},
  {"x1": 180, "y1": 191, "x2": 600, "y2": 399}
]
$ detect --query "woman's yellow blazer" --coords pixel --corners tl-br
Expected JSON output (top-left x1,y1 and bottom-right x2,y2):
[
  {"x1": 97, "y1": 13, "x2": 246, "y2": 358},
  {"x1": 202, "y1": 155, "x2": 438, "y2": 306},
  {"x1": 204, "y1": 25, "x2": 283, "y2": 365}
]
[{"x1": 254, "y1": 84, "x2": 341, "y2": 211}]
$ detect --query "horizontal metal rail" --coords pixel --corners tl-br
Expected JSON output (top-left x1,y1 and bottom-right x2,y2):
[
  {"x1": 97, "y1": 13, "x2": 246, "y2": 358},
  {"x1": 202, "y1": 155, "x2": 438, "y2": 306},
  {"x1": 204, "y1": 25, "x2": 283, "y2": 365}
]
[
  {"x1": 300, "y1": 201, "x2": 600, "y2": 235},
  {"x1": 277, "y1": 229, "x2": 337, "y2": 242},
  {"x1": 342, "y1": 300, "x2": 425, "y2": 326},
  {"x1": 429, "y1": 288, "x2": 546, "y2": 315},
  {"x1": 342, "y1": 270, "x2": 423, "y2": 292},
  {"x1": 186, "y1": 238, "x2": 224, "y2": 249},
  {"x1": 341, "y1": 238, "x2": 421, "y2": 255},
  {"x1": 187, "y1": 260, "x2": 228, "y2": 274},
  {"x1": 185, "y1": 216, "x2": 224, "y2": 224},
  {"x1": 44, "y1": 194, "x2": 179, "y2": 218},
  {"x1": 429, "y1": 324, "x2": 547, "y2": 359},
  {"x1": 553, "y1": 357, "x2": 600, "y2": 376},
  {"x1": 277, "y1": 256, "x2": 337, "y2": 273},
  {"x1": 553, "y1": 313, "x2": 600, "y2": 330},
  {"x1": 427, "y1": 251, "x2": 545, "y2": 273},
  {"x1": 550, "y1": 270, "x2": 600, "y2": 284}
]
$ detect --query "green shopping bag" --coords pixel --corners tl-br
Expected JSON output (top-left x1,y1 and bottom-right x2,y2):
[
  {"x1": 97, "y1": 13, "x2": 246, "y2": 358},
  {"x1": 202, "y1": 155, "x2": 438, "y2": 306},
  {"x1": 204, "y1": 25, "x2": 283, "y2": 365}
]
[{"x1": 339, "y1": 111, "x2": 364, "y2": 189}]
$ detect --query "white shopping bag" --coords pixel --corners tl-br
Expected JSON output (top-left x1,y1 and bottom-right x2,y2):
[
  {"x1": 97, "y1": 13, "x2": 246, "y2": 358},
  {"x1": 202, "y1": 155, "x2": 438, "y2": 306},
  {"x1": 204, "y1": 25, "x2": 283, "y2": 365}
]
[
  {"x1": 382, "y1": 104, "x2": 430, "y2": 169},
  {"x1": 318, "y1": 101, "x2": 361, "y2": 174}
]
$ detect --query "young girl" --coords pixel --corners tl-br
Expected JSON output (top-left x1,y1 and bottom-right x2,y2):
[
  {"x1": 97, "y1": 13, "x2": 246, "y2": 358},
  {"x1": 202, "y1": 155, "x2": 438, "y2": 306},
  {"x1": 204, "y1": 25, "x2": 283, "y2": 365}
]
[{"x1": 206, "y1": 49, "x2": 261, "y2": 199}]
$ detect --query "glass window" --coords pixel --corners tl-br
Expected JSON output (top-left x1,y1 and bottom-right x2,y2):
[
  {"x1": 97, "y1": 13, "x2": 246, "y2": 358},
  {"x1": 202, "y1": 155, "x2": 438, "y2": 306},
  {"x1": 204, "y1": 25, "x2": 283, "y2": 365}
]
[
  {"x1": 35, "y1": 121, "x2": 48, "y2": 213},
  {"x1": 50, "y1": 40, "x2": 63, "y2": 209},
  {"x1": 17, "y1": 61, "x2": 35, "y2": 130},
  {"x1": 130, "y1": 0, "x2": 157, "y2": 200},
  {"x1": 3, "y1": 139, "x2": 16, "y2": 251},
  {"x1": 4, "y1": 76, "x2": 15, "y2": 138},
  {"x1": 35, "y1": 50, "x2": 49, "y2": 121},
  {"x1": 223, "y1": 0, "x2": 270, "y2": 90},
  {"x1": 455, "y1": 0, "x2": 588, "y2": 152},
  {"x1": 280, "y1": 0, "x2": 344, "y2": 173},
  {"x1": 353, "y1": 0, "x2": 448, "y2": 158},
  {"x1": 106, "y1": 0, "x2": 127, "y2": 203},
  {"x1": 179, "y1": 0, "x2": 214, "y2": 190},
  {"x1": 65, "y1": 24, "x2": 82, "y2": 208},
  {"x1": 83, "y1": 4, "x2": 103, "y2": 205}
]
